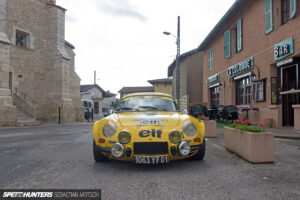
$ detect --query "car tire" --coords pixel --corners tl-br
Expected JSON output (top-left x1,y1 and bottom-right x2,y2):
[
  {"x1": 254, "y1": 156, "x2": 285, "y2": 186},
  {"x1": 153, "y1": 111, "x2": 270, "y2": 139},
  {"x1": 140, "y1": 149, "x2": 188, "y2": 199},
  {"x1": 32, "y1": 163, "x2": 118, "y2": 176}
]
[
  {"x1": 93, "y1": 140, "x2": 108, "y2": 162},
  {"x1": 190, "y1": 138, "x2": 206, "y2": 160}
]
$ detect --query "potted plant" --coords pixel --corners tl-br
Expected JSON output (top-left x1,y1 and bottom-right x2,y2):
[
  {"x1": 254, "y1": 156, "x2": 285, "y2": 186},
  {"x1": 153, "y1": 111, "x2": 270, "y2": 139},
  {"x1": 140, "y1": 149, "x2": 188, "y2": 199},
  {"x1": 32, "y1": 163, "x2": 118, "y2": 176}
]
[
  {"x1": 197, "y1": 114, "x2": 217, "y2": 138},
  {"x1": 224, "y1": 120, "x2": 274, "y2": 163}
]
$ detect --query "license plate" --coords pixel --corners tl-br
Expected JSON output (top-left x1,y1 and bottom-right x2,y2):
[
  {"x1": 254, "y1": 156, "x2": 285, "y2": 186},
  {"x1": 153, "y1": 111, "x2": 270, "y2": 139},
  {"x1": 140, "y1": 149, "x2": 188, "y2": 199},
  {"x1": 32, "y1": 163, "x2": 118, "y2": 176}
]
[{"x1": 134, "y1": 156, "x2": 169, "y2": 164}]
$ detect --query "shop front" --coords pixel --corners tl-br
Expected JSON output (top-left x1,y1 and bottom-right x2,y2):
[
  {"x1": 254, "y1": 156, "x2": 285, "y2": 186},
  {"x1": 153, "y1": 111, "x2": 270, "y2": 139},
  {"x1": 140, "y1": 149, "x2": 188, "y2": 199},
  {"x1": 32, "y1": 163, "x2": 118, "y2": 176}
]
[{"x1": 274, "y1": 38, "x2": 300, "y2": 129}]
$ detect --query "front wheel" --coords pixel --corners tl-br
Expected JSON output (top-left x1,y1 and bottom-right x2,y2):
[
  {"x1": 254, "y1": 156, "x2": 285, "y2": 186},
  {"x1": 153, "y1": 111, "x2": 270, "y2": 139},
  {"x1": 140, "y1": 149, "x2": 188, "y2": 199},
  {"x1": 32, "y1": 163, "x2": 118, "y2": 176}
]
[
  {"x1": 190, "y1": 139, "x2": 206, "y2": 160},
  {"x1": 93, "y1": 140, "x2": 108, "y2": 162}
]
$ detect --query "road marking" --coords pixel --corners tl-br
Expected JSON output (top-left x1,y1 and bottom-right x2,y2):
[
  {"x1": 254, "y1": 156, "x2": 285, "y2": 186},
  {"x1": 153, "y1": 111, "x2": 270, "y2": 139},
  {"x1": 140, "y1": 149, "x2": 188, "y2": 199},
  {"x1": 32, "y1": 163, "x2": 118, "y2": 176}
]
[
  {"x1": 0, "y1": 132, "x2": 35, "y2": 138},
  {"x1": 211, "y1": 143, "x2": 225, "y2": 151}
]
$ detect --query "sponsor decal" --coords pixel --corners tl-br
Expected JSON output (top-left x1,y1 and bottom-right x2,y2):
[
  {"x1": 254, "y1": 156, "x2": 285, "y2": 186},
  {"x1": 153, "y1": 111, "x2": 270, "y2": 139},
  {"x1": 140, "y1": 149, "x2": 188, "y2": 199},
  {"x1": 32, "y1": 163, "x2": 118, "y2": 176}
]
[
  {"x1": 133, "y1": 119, "x2": 168, "y2": 125},
  {"x1": 139, "y1": 129, "x2": 162, "y2": 138}
]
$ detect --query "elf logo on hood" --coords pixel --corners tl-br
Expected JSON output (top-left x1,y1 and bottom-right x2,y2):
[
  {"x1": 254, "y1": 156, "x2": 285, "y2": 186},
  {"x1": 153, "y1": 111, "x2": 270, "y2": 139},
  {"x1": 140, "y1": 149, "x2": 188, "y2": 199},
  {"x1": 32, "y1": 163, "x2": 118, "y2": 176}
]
[{"x1": 139, "y1": 129, "x2": 162, "y2": 138}]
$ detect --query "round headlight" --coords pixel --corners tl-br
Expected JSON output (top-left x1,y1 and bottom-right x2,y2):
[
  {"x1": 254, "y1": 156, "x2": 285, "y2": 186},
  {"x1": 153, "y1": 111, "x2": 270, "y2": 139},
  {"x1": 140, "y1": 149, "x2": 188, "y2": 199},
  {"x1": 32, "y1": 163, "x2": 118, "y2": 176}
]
[
  {"x1": 118, "y1": 131, "x2": 131, "y2": 144},
  {"x1": 178, "y1": 141, "x2": 191, "y2": 156},
  {"x1": 169, "y1": 131, "x2": 182, "y2": 144},
  {"x1": 111, "y1": 143, "x2": 124, "y2": 158},
  {"x1": 182, "y1": 121, "x2": 197, "y2": 137},
  {"x1": 102, "y1": 122, "x2": 117, "y2": 137}
]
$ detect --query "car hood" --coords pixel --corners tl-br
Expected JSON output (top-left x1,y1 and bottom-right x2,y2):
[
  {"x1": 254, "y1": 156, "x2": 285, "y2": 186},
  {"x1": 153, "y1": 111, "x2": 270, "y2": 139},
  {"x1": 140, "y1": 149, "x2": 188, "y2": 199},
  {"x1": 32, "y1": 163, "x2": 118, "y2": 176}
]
[{"x1": 116, "y1": 112, "x2": 181, "y2": 127}]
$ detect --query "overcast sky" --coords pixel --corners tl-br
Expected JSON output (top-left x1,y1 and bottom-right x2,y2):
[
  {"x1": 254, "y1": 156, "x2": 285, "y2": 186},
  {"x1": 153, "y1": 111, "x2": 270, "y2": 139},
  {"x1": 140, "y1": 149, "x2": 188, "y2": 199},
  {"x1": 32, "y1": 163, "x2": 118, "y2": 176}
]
[{"x1": 57, "y1": 0, "x2": 236, "y2": 97}]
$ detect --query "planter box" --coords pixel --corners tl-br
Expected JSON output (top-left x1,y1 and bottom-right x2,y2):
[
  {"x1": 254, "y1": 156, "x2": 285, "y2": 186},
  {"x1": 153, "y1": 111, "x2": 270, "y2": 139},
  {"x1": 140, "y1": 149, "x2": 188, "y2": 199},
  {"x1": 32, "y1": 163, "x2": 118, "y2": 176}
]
[
  {"x1": 203, "y1": 120, "x2": 217, "y2": 138},
  {"x1": 224, "y1": 127, "x2": 274, "y2": 163}
]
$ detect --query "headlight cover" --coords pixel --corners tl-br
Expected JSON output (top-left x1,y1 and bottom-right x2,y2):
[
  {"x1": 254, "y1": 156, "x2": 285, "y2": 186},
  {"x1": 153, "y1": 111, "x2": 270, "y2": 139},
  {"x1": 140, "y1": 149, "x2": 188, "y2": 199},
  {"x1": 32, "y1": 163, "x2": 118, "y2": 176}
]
[
  {"x1": 111, "y1": 143, "x2": 124, "y2": 158},
  {"x1": 178, "y1": 141, "x2": 191, "y2": 156},
  {"x1": 102, "y1": 122, "x2": 117, "y2": 137},
  {"x1": 169, "y1": 130, "x2": 182, "y2": 144},
  {"x1": 118, "y1": 131, "x2": 131, "y2": 144},
  {"x1": 182, "y1": 121, "x2": 197, "y2": 137}
]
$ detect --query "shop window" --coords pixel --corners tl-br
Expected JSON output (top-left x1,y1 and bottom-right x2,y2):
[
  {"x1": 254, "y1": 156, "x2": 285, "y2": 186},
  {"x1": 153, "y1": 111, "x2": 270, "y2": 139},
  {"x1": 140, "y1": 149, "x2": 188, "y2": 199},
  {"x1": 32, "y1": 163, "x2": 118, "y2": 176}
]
[
  {"x1": 236, "y1": 19, "x2": 242, "y2": 52},
  {"x1": 253, "y1": 79, "x2": 266, "y2": 102},
  {"x1": 211, "y1": 86, "x2": 220, "y2": 106},
  {"x1": 271, "y1": 77, "x2": 281, "y2": 104},
  {"x1": 224, "y1": 30, "x2": 231, "y2": 58},
  {"x1": 236, "y1": 77, "x2": 252, "y2": 105},
  {"x1": 208, "y1": 49, "x2": 213, "y2": 70}
]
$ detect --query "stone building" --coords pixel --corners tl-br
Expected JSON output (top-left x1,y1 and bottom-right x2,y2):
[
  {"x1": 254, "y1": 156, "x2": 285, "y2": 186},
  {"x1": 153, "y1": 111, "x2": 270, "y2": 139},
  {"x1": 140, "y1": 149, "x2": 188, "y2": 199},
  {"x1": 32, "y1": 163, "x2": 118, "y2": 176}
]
[
  {"x1": 167, "y1": 49, "x2": 203, "y2": 111},
  {"x1": 198, "y1": 0, "x2": 299, "y2": 128},
  {"x1": 80, "y1": 84, "x2": 116, "y2": 119},
  {"x1": 0, "y1": 0, "x2": 83, "y2": 126},
  {"x1": 147, "y1": 78, "x2": 172, "y2": 96}
]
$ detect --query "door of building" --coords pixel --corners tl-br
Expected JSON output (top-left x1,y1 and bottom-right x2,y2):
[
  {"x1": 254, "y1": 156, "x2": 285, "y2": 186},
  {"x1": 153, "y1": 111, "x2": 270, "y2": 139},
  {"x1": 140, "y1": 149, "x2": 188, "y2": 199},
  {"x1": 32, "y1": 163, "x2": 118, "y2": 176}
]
[
  {"x1": 9, "y1": 72, "x2": 12, "y2": 96},
  {"x1": 281, "y1": 64, "x2": 299, "y2": 126}
]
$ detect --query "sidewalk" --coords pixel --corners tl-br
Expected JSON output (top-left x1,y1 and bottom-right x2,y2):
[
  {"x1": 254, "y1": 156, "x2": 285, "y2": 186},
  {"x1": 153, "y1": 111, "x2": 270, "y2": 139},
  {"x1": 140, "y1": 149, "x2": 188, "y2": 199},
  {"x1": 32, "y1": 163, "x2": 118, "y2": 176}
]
[{"x1": 266, "y1": 127, "x2": 300, "y2": 140}]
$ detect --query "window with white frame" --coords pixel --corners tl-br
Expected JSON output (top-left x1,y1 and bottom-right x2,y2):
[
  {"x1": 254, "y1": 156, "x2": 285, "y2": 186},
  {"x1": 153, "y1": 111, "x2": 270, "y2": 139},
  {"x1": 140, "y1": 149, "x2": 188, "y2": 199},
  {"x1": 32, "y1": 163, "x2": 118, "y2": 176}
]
[
  {"x1": 236, "y1": 77, "x2": 252, "y2": 105},
  {"x1": 211, "y1": 86, "x2": 220, "y2": 106},
  {"x1": 14, "y1": 28, "x2": 33, "y2": 49},
  {"x1": 253, "y1": 79, "x2": 266, "y2": 102},
  {"x1": 15, "y1": 30, "x2": 28, "y2": 48}
]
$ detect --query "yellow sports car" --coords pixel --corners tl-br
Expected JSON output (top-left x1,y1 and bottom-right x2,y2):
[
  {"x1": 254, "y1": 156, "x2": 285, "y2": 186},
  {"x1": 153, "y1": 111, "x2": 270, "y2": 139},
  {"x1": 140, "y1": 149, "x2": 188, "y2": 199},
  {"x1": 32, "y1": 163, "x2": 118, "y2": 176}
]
[{"x1": 93, "y1": 92, "x2": 206, "y2": 164}]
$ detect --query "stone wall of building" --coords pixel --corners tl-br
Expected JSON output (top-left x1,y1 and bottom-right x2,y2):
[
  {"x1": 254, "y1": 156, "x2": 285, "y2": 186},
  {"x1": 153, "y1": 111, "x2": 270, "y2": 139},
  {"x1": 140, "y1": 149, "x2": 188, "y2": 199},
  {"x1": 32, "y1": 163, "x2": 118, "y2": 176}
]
[
  {"x1": 0, "y1": 0, "x2": 16, "y2": 126},
  {"x1": 3, "y1": 0, "x2": 82, "y2": 124}
]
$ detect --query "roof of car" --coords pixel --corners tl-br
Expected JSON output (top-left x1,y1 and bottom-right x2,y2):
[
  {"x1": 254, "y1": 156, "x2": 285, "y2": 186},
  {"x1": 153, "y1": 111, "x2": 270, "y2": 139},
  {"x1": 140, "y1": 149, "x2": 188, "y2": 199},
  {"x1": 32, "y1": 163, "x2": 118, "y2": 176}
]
[{"x1": 122, "y1": 92, "x2": 173, "y2": 99}]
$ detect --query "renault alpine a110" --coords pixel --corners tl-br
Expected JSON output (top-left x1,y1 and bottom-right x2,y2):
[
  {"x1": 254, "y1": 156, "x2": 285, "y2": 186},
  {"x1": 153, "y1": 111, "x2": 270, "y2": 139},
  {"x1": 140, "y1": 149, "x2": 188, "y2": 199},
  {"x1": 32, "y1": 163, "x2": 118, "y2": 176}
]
[{"x1": 93, "y1": 92, "x2": 206, "y2": 164}]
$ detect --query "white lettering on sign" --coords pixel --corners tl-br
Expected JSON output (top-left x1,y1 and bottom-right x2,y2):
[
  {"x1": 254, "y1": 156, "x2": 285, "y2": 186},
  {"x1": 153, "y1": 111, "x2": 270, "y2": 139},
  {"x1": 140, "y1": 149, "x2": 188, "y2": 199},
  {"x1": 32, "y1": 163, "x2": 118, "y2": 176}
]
[{"x1": 274, "y1": 45, "x2": 290, "y2": 59}]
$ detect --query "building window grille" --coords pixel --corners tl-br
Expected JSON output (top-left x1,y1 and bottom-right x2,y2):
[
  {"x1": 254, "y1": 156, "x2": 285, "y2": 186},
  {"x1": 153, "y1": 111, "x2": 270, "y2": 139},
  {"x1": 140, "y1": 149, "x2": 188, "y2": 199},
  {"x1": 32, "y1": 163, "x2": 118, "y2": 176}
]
[
  {"x1": 211, "y1": 86, "x2": 220, "y2": 106},
  {"x1": 236, "y1": 77, "x2": 252, "y2": 105}
]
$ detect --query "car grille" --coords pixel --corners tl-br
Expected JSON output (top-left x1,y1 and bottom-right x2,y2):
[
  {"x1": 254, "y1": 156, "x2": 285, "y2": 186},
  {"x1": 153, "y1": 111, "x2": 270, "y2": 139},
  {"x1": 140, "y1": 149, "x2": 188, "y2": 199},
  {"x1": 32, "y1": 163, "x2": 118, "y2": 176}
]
[{"x1": 133, "y1": 142, "x2": 169, "y2": 155}]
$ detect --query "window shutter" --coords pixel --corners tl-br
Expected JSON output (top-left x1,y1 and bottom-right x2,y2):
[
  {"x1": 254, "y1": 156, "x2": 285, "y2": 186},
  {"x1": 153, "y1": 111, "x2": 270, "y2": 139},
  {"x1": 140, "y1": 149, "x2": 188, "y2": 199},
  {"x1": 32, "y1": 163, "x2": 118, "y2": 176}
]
[
  {"x1": 237, "y1": 19, "x2": 242, "y2": 52},
  {"x1": 208, "y1": 49, "x2": 213, "y2": 70},
  {"x1": 290, "y1": 0, "x2": 297, "y2": 19},
  {"x1": 264, "y1": 0, "x2": 273, "y2": 34},
  {"x1": 224, "y1": 30, "x2": 231, "y2": 58}
]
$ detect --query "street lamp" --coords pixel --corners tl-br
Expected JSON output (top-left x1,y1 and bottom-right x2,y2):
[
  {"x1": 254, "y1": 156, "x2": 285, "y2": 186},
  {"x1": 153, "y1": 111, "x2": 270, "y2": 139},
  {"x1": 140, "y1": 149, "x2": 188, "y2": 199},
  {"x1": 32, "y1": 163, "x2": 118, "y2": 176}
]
[{"x1": 163, "y1": 16, "x2": 181, "y2": 107}]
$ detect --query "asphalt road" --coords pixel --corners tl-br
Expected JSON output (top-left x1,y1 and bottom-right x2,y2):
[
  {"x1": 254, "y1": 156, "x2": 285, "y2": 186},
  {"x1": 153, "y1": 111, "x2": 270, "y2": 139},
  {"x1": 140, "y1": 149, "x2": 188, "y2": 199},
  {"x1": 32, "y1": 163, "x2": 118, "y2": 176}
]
[{"x1": 0, "y1": 123, "x2": 299, "y2": 200}]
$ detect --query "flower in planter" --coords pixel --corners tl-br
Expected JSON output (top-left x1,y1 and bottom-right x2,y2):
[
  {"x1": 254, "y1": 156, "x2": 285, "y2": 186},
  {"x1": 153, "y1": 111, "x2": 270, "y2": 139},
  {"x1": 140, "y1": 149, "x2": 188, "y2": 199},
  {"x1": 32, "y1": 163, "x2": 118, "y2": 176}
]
[
  {"x1": 227, "y1": 121, "x2": 265, "y2": 132},
  {"x1": 244, "y1": 120, "x2": 249, "y2": 125},
  {"x1": 197, "y1": 113, "x2": 209, "y2": 121}
]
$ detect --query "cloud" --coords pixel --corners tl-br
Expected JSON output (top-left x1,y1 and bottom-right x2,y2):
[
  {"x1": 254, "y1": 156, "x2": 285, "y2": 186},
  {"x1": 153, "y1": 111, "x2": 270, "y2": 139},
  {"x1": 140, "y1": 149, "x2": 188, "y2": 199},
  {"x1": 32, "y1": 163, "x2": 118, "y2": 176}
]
[{"x1": 94, "y1": 0, "x2": 148, "y2": 22}]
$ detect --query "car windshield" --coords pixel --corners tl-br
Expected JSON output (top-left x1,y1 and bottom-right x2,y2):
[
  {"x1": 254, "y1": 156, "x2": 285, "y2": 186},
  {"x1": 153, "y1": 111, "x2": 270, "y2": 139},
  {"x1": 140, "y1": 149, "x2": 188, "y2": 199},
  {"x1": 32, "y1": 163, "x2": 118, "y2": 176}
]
[{"x1": 115, "y1": 95, "x2": 177, "y2": 112}]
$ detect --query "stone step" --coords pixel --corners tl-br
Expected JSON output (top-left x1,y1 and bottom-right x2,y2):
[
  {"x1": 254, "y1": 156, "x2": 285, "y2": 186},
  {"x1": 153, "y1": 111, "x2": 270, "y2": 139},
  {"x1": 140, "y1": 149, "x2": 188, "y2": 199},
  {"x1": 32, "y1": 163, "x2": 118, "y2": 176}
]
[{"x1": 16, "y1": 108, "x2": 41, "y2": 127}]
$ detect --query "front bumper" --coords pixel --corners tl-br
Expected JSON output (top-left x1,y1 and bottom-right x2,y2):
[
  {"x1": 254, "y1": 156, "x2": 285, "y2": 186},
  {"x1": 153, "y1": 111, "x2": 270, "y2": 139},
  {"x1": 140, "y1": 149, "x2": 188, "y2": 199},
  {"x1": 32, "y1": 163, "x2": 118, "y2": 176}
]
[{"x1": 95, "y1": 142, "x2": 203, "y2": 161}]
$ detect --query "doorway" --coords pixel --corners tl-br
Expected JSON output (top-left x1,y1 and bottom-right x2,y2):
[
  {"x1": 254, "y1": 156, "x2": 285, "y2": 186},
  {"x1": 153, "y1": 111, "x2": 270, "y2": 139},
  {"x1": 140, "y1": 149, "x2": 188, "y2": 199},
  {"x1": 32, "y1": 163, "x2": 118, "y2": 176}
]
[
  {"x1": 9, "y1": 72, "x2": 12, "y2": 96},
  {"x1": 281, "y1": 64, "x2": 299, "y2": 126}
]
